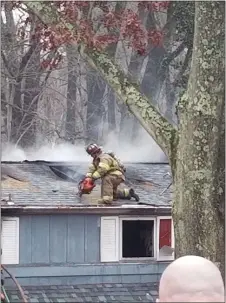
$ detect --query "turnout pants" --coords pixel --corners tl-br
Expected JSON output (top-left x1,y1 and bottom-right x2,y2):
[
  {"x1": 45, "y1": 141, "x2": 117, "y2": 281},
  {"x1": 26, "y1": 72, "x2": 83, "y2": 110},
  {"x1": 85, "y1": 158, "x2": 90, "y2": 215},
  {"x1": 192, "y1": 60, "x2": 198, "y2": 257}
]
[{"x1": 100, "y1": 174, "x2": 131, "y2": 204}]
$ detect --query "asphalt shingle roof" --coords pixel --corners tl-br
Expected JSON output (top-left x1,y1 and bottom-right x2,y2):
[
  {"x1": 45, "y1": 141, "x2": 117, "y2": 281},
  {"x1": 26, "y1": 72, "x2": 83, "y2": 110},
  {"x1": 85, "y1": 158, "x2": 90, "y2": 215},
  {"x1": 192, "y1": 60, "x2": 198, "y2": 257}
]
[
  {"x1": 6, "y1": 283, "x2": 158, "y2": 302},
  {"x1": 1, "y1": 161, "x2": 172, "y2": 208}
]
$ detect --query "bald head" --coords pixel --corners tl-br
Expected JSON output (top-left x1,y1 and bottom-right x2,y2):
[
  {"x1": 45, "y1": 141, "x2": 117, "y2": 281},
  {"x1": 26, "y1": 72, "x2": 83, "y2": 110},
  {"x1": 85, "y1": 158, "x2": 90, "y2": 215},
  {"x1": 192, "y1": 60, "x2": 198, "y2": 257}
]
[{"x1": 158, "y1": 255, "x2": 225, "y2": 302}]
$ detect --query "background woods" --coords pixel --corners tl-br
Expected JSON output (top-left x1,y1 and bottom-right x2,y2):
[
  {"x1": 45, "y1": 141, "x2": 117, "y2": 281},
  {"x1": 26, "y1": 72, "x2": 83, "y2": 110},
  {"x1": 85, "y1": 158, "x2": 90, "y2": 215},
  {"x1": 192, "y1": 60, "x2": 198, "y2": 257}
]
[{"x1": 1, "y1": 1, "x2": 193, "y2": 150}]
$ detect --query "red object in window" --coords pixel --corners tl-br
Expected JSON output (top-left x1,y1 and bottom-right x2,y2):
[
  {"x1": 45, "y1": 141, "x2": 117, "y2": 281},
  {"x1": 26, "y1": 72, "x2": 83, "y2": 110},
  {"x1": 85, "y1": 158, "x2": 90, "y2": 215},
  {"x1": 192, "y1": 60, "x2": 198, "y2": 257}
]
[{"x1": 159, "y1": 219, "x2": 171, "y2": 249}]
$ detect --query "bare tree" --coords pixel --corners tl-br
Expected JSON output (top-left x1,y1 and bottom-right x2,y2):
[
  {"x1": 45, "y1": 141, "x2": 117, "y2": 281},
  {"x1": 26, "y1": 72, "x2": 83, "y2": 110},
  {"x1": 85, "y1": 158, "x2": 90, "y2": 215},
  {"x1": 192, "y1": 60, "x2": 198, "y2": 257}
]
[{"x1": 1, "y1": 2, "x2": 58, "y2": 147}]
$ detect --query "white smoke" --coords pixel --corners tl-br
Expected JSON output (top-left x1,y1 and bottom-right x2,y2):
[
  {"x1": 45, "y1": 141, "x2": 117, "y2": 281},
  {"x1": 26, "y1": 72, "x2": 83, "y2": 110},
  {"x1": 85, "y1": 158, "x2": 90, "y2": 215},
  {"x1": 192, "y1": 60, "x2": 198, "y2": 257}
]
[
  {"x1": 1, "y1": 129, "x2": 167, "y2": 163},
  {"x1": 1, "y1": 143, "x2": 90, "y2": 162},
  {"x1": 1, "y1": 145, "x2": 27, "y2": 162},
  {"x1": 104, "y1": 128, "x2": 166, "y2": 163}
]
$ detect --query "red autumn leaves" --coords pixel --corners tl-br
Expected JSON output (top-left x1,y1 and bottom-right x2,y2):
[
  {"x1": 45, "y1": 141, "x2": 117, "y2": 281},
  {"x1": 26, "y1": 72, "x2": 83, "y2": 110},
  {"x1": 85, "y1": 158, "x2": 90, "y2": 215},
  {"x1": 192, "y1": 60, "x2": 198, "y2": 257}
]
[{"x1": 14, "y1": 1, "x2": 169, "y2": 69}]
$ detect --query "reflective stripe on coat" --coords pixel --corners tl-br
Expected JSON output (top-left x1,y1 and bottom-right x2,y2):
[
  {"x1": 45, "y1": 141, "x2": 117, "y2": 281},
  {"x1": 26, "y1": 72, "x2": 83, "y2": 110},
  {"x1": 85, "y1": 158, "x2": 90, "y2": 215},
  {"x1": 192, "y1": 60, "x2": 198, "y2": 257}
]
[{"x1": 86, "y1": 153, "x2": 125, "y2": 180}]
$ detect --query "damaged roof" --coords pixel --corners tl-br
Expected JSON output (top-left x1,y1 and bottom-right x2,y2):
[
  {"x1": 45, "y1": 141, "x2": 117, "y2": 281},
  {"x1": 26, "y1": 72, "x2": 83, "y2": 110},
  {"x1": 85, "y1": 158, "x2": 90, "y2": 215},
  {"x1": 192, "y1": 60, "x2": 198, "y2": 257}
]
[{"x1": 1, "y1": 161, "x2": 172, "y2": 214}]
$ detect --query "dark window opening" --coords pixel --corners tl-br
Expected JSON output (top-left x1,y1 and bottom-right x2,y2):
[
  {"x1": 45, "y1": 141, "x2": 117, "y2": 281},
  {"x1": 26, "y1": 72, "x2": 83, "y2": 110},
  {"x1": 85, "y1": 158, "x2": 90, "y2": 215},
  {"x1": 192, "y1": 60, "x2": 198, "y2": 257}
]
[{"x1": 122, "y1": 220, "x2": 154, "y2": 258}]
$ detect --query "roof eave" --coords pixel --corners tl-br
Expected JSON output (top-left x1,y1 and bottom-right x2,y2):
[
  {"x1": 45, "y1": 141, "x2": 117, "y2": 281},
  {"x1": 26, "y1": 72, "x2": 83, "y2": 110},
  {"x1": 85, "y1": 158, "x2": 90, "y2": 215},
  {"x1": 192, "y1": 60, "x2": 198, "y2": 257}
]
[{"x1": 1, "y1": 205, "x2": 172, "y2": 216}]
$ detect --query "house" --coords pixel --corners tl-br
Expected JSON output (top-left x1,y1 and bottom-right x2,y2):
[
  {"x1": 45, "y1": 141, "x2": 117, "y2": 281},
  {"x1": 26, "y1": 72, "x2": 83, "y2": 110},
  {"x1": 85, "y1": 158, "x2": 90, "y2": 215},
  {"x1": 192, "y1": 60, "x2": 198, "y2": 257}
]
[{"x1": 1, "y1": 160, "x2": 173, "y2": 302}]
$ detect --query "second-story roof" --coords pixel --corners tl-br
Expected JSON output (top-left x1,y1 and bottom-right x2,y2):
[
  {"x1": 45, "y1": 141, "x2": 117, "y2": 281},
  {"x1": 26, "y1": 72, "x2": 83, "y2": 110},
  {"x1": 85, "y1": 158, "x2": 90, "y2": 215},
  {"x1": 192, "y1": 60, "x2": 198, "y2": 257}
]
[{"x1": 1, "y1": 161, "x2": 172, "y2": 215}]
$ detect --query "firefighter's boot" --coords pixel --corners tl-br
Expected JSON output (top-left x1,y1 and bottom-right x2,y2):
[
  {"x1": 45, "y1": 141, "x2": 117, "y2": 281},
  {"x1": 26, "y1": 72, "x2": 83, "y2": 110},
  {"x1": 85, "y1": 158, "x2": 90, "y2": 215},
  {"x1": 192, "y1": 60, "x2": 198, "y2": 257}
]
[{"x1": 129, "y1": 188, "x2": 140, "y2": 202}]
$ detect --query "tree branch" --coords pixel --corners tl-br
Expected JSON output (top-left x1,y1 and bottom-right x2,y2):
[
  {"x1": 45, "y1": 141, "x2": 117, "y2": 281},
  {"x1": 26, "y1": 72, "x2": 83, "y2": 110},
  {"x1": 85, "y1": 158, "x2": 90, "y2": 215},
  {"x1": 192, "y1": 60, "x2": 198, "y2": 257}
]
[{"x1": 82, "y1": 48, "x2": 177, "y2": 158}]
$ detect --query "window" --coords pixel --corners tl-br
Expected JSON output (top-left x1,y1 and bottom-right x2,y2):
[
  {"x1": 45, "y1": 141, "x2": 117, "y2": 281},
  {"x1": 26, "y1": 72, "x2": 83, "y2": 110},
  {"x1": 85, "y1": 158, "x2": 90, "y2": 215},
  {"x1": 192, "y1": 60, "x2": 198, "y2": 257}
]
[
  {"x1": 100, "y1": 216, "x2": 156, "y2": 262},
  {"x1": 120, "y1": 218, "x2": 156, "y2": 259},
  {"x1": 1, "y1": 217, "x2": 19, "y2": 264},
  {"x1": 101, "y1": 215, "x2": 175, "y2": 262},
  {"x1": 156, "y1": 216, "x2": 175, "y2": 261}
]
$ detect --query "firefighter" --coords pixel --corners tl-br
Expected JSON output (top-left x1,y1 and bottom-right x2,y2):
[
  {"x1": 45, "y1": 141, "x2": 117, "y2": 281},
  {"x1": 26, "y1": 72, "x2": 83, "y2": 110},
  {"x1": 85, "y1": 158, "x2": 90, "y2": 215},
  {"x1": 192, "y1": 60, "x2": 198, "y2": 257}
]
[{"x1": 85, "y1": 143, "x2": 139, "y2": 205}]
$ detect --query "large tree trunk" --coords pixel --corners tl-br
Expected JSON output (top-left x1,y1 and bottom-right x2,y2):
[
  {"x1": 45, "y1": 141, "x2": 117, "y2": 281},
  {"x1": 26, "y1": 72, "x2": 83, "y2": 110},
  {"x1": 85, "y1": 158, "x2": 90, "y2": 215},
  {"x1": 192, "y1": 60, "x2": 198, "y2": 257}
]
[{"x1": 173, "y1": 1, "x2": 225, "y2": 276}]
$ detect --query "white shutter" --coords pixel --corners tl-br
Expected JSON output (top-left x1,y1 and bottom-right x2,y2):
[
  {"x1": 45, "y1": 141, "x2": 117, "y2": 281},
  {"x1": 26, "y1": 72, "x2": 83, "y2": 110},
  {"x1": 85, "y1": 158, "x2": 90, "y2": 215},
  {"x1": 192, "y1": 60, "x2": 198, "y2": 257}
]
[
  {"x1": 100, "y1": 216, "x2": 119, "y2": 262},
  {"x1": 1, "y1": 217, "x2": 19, "y2": 264}
]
